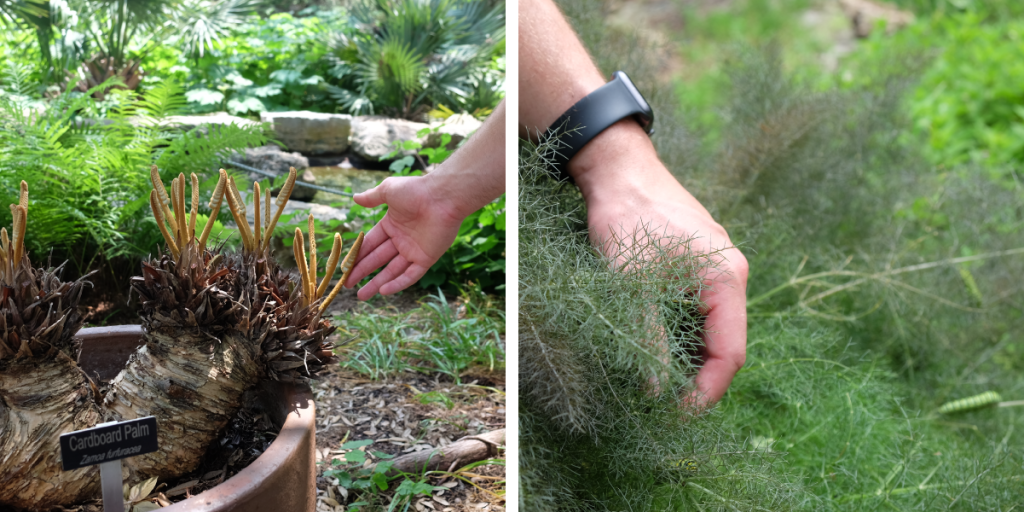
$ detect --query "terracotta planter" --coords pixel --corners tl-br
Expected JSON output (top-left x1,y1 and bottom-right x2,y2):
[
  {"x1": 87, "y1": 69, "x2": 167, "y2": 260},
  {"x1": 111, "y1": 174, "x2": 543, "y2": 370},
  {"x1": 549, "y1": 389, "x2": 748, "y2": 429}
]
[{"x1": 75, "y1": 325, "x2": 316, "y2": 512}]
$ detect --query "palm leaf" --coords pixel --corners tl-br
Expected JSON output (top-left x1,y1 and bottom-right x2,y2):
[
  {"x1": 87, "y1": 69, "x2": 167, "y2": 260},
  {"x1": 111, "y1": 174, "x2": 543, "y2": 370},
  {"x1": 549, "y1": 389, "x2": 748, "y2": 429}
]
[{"x1": 173, "y1": 0, "x2": 263, "y2": 59}]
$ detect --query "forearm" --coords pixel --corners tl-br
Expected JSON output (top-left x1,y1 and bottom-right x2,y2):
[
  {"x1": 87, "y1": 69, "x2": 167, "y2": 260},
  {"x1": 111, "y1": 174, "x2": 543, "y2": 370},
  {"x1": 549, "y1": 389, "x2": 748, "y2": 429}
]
[
  {"x1": 519, "y1": 0, "x2": 605, "y2": 138},
  {"x1": 426, "y1": 100, "x2": 507, "y2": 219}
]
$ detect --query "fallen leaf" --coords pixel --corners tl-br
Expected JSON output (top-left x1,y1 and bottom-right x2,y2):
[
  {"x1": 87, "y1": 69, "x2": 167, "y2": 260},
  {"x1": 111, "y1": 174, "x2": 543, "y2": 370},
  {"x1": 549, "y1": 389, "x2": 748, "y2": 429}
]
[{"x1": 164, "y1": 479, "x2": 199, "y2": 498}]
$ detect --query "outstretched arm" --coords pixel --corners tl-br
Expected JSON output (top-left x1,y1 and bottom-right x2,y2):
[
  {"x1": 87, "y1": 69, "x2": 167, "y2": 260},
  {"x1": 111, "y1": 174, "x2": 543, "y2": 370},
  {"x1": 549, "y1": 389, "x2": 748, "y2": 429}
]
[
  {"x1": 520, "y1": 0, "x2": 748, "y2": 405},
  {"x1": 346, "y1": 100, "x2": 506, "y2": 300}
]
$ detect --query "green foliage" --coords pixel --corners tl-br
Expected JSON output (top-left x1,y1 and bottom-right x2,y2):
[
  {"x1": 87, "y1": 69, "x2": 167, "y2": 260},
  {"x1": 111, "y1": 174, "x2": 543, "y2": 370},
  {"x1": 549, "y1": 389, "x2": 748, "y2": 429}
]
[
  {"x1": 692, "y1": 41, "x2": 1024, "y2": 512},
  {"x1": 337, "y1": 287, "x2": 505, "y2": 382},
  {"x1": 152, "y1": 10, "x2": 344, "y2": 115},
  {"x1": 321, "y1": 440, "x2": 398, "y2": 511},
  {"x1": 522, "y1": 2, "x2": 1024, "y2": 510},
  {"x1": 417, "y1": 390, "x2": 455, "y2": 409},
  {"x1": 843, "y1": 12, "x2": 1024, "y2": 175},
  {"x1": 670, "y1": 0, "x2": 841, "y2": 142},
  {"x1": 142, "y1": 3, "x2": 505, "y2": 119},
  {"x1": 520, "y1": 137, "x2": 792, "y2": 511},
  {"x1": 324, "y1": 0, "x2": 505, "y2": 119},
  {"x1": 888, "y1": 0, "x2": 1024, "y2": 18},
  {"x1": 2, "y1": 0, "x2": 263, "y2": 87},
  {"x1": 0, "y1": 78, "x2": 267, "y2": 272},
  {"x1": 420, "y1": 194, "x2": 505, "y2": 291}
]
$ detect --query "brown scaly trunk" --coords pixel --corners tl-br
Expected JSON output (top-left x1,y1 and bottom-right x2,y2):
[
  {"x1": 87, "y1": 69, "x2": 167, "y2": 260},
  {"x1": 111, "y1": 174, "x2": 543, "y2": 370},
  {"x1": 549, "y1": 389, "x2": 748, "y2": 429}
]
[
  {"x1": 105, "y1": 245, "x2": 264, "y2": 480},
  {"x1": 100, "y1": 169, "x2": 286, "y2": 481},
  {"x1": 105, "y1": 328, "x2": 260, "y2": 479},
  {"x1": 0, "y1": 252, "x2": 99, "y2": 510},
  {"x1": 0, "y1": 351, "x2": 102, "y2": 509}
]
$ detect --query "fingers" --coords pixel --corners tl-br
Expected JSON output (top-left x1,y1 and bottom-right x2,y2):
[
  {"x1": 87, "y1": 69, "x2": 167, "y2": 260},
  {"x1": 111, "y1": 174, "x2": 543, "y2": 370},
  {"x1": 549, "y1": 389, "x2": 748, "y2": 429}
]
[
  {"x1": 353, "y1": 179, "x2": 390, "y2": 208},
  {"x1": 691, "y1": 250, "x2": 748, "y2": 405},
  {"x1": 357, "y1": 254, "x2": 411, "y2": 301},
  {"x1": 378, "y1": 263, "x2": 430, "y2": 296},
  {"x1": 346, "y1": 224, "x2": 394, "y2": 286}
]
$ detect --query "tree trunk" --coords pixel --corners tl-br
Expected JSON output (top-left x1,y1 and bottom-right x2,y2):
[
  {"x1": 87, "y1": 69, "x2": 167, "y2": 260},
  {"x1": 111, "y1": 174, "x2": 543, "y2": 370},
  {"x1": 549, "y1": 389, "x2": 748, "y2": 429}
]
[
  {"x1": 0, "y1": 354, "x2": 102, "y2": 509},
  {"x1": 104, "y1": 327, "x2": 261, "y2": 480}
]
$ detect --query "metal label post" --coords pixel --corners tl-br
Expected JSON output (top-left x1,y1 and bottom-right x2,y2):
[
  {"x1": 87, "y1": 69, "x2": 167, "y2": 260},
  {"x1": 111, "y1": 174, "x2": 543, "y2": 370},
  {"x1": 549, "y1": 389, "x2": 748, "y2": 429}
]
[{"x1": 59, "y1": 417, "x2": 159, "y2": 512}]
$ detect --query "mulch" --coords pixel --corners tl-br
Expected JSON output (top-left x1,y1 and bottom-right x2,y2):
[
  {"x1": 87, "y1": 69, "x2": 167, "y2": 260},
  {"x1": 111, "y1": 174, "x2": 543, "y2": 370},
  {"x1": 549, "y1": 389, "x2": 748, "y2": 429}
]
[{"x1": 311, "y1": 364, "x2": 506, "y2": 512}]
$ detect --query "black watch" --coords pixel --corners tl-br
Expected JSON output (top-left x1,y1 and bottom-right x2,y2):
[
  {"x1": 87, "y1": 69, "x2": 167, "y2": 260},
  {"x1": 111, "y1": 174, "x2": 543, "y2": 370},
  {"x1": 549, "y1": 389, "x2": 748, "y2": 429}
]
[{"x1": 543, "y1": 71, "x2": 654, "y2": 180}]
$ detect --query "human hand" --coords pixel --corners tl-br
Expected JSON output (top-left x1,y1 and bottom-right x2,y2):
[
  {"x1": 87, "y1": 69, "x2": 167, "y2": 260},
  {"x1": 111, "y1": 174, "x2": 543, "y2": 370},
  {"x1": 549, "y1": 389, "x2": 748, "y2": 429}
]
[
  {"x1": 570, "y1": 120, "x2": 749, "y2": 406},
  {"x1": 345, "y1": 102, "x2": 505, "y2": 300},
  {"x1": 345, "y1": 175, "x2": 464, "y2": 300}
]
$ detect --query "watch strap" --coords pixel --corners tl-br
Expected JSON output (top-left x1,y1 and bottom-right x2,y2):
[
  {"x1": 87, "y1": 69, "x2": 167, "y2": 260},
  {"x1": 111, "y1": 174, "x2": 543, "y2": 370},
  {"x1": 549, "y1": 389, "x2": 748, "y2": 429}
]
[{"x1": 543, "y1": 71, "x2": 653, "y2": 179}]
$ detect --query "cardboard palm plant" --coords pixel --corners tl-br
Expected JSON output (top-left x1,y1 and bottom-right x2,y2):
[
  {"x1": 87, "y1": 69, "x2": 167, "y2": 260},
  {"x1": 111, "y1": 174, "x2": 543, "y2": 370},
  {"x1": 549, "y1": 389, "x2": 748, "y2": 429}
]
[
  {"x1": 0, "y1": 183, "x2": 101, "y2": 509},
  {"x1": 105, "y1": 166, "x2": 363, "y2": 480}
]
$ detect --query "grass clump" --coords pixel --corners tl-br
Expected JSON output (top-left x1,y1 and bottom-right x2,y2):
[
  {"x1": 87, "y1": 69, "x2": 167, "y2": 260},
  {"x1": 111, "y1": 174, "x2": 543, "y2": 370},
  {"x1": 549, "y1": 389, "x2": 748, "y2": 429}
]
[{"x1": 335, "y1": 287, "x2": 505, "y2": 383}]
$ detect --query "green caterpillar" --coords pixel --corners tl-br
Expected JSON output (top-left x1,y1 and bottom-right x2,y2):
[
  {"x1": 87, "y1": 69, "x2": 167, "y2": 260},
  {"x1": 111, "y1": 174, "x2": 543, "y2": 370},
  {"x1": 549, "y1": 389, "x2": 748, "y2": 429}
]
[
  {"x1": 937, "y1": 391, "x2": 1002, "y2": 414},
  {"x1": 668, "y1": 458, "x2": 699, "y2": 474}
]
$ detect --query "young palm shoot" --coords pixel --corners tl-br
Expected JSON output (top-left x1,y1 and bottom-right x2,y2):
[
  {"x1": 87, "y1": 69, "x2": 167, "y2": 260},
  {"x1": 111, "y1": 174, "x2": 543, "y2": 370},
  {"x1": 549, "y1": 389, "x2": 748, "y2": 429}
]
[
  {"x1": 219, "y1": 166, "x2": 297, "y2": 256},
  {"x1": 207, "y1": 166, "x2": 354, "y2": 382},
  {"x1": 261, "y1": 214, "x2": 363, "y2": 383},
  {"x1": 105, "y1": 169, "x2": 264, "y2": 480},
  {"x1": 0, "y1": 183, "x2": 102, "y2": 510}
]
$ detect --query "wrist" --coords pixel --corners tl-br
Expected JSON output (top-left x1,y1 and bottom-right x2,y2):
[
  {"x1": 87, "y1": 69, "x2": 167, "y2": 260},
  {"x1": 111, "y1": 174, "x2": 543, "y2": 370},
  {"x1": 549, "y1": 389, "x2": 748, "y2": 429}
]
[
  {"x1": 423, "y1": 164, "x2": 489, "y2": 223},
  {"x1": 568, "y1": 119, "x2": 673, "y2": 202}
]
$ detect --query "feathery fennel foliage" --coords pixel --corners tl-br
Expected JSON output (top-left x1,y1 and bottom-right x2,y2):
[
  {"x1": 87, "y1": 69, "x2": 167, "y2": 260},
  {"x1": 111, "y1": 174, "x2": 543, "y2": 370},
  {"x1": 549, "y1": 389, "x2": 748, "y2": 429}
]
[
  {"x1": 708, "y1": 48, "x2": 1024, "y2": 509},
  {"x1": 520, "y1": 1, "x2": 1024, "y2": 510},
  {"x1": 520, "y1": 142, "x2": 793, "y2": 511},
  {"x1": 0, "y1": 78, "x2": 267, "y2": 271}
]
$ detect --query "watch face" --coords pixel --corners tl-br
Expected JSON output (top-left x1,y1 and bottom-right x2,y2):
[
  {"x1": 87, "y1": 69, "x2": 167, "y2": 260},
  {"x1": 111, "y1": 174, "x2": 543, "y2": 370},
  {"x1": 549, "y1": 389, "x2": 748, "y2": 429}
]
[
  {"x1": 614, "y1": 71, "x2": 654, "y2": 134},
  {"x1": 615, "y1": 71, "x2": 651, "y2": 114}
]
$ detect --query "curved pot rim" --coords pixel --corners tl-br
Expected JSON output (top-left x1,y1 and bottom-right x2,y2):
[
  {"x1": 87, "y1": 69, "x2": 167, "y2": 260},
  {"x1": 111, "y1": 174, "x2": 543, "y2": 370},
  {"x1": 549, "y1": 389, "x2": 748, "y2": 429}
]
[{"x1": 76, "y1": 325, "x2": 316, "y2": 512}]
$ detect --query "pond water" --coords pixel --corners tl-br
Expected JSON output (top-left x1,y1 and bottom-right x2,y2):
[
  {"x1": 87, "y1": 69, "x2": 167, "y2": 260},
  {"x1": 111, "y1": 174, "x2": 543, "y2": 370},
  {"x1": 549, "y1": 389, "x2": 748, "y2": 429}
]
[{"x1": 306, "y1": 166, "x2": 391, "y2": 205}]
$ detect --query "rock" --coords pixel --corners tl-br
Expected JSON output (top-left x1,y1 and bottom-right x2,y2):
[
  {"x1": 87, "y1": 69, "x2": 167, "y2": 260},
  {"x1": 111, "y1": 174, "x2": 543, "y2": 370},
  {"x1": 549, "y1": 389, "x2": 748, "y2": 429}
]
[
  {"x1": 260, "y1": 111, "x2": 353, "y2": 154},
  {"x1": 838, "y1": 0, "x2": 914, "y2": 38},
  {"x1": 163, "y1": 112, "x2": 262, "y2": 131},
  {"x1": 425, "y1": 113, "x2": 483, "y2": 150},
  {"x1": 350, "y1": 116, "x2": 429, "y2": 162},
  {"x1": 229, "y1": 145, "x2": 316, "y2": 201}
]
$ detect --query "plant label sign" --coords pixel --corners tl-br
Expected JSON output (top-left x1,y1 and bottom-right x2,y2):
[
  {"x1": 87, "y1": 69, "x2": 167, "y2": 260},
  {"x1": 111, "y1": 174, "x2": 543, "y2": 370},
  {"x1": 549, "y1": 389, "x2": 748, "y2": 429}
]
[{"x1": 59, "y1": 417, "x2": 158, "y2": 471}]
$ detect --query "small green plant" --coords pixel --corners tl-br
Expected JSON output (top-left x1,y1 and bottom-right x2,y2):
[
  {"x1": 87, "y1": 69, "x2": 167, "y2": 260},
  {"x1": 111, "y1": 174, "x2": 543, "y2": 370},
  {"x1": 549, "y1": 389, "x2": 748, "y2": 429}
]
[
  {"x1": 418, "y1": 288, "x2": 504, "y2": 382},
  {"x1": 321, "y1": 439, "x2": 448, "y2": 511},
  {"x1": 417, "y1": 390, "x2": 455, "y2": 409},
  {"x1": 341, "y1": 324, "x2": 414, "y2": 379}
]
